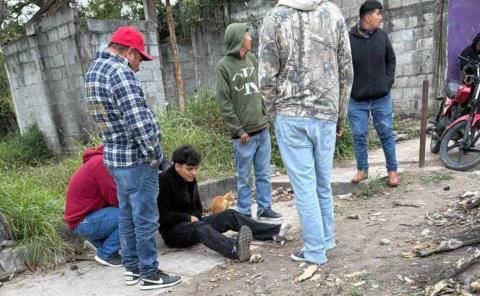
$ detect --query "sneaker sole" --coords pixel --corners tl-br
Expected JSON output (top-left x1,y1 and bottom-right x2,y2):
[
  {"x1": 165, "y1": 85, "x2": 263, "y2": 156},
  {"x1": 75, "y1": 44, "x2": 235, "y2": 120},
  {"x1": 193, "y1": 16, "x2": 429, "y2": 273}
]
[
  {"x1": 290, "y1": 253, "x2": 308, "y2": 262},
  {"x1": 257, "y1": 216, "x2": 283, "y2": 222},
  {"x1": 140, "y1": 278, "x2": 182, "y2": 290},
  {"x1": 125, "y1": 274, "x2": 140, "y2": 286},
  {"x1": 237, "y1": 226, "x2": 253, "y2": 262},
  {"x1": 94, "y1": 255, "x2": 122, "y2": 267}
]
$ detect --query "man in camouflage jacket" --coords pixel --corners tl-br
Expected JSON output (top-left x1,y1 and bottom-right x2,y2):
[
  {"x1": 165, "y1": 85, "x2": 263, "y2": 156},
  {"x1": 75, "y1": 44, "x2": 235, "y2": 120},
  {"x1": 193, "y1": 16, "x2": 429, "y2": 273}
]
[{"x1": 258, "y1": 0, "x2": 353, "y2": 265}]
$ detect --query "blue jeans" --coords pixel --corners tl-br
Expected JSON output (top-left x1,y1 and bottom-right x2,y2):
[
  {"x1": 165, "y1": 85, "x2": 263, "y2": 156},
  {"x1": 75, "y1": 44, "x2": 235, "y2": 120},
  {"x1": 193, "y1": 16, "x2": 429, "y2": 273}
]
[
  {"x1": 74, "y1": 207, "x2": 120, "y2": 260},
  {"x1": 233, "y1": 128, "x2": 272, "y2": 215},
  {"x1": 108, "y1": 164, "x2": 160, "y2": 278},
  {"x1": 274, "y1": 115, "x2": 336, "y2": 264},
  {"x1": 348, "y1": 95, "x2": 398, "y2": 172}
]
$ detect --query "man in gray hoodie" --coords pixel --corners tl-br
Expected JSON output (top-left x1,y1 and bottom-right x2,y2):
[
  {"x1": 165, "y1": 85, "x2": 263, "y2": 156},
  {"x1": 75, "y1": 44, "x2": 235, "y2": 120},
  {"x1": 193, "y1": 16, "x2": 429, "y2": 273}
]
[{"x1": 258, "y1": 0, "x2": 353, "y2": 265}]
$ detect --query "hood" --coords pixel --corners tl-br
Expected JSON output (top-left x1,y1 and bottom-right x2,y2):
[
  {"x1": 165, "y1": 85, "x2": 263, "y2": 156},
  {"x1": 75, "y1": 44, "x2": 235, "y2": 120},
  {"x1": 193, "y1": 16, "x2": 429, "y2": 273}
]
[
  {"x1": 224, "y1": 23, "x2": 248, "y2": 57},
  {"x1": 473, "y1": 33, "x2": 480, "y2": 52},
  {"x1": 277, "y1": 0, "x2": 328, "y2": 11},
  {"x1": 350, "y1": 24, "x2": 377, "y2": 38},
  {"x1": 82, "y1": 145, "x2": 104, "y2": 163}
]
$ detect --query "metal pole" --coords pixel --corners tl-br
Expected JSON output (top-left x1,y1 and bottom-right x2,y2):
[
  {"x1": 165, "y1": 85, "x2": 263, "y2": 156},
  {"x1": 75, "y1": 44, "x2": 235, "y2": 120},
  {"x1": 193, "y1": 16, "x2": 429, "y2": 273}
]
[{"x1": 419, "y1": 80, "x2": 429, "y2": 168}]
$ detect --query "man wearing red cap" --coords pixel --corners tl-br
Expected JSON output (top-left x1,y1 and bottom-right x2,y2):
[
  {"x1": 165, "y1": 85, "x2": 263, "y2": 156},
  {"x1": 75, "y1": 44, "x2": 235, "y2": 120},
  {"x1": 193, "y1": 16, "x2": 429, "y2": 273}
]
[{"x1": 85, "y1": 26, "x2": 181, "y2": 291}]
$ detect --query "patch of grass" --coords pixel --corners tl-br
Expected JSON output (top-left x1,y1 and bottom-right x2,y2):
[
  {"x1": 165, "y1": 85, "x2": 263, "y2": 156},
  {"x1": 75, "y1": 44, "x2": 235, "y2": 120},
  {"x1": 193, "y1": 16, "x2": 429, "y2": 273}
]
[
  {"x1": 393, "y1": 119, "x2": 420, "y2": 139},
  {"x1": 355, "y1": 176, "x2": 389, "y2": 199},
  {"x1": 0, "y1": 156, "x2": 81, "y2": 267},
  {"x1": 0, "y1": 124, "x2": 54, "y2": 168},
  {"x1": 419, "y1": 171, "x2": 454, "y2": 185}
]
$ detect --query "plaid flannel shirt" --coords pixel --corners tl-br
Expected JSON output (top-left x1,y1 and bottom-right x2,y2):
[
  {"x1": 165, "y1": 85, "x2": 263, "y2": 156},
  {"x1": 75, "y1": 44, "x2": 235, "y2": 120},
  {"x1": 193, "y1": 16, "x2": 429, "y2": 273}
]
[{"x1": 85, "y1": 51, "x2": 163, "y2": 168}]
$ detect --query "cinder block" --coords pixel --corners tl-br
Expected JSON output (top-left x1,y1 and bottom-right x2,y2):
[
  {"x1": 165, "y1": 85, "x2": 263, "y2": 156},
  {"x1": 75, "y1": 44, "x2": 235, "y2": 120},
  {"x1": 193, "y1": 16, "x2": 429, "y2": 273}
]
[
  {"x1": 53, "y1": 55, "x2": 65, "y2": 67},
  {"x1": 47, "y1": 29, "x2": 59, "y2": 42}
]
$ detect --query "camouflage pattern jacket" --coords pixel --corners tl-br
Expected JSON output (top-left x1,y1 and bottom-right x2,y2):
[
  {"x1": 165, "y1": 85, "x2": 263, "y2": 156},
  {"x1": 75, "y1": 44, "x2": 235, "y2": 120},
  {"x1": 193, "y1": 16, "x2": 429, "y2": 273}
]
[{"x1": 258, "y1": 0, "x2": 354, "y2": 127}]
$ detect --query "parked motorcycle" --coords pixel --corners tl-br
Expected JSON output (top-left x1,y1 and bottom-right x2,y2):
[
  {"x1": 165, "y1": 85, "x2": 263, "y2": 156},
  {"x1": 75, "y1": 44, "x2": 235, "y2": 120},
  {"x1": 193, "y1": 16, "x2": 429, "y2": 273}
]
[
  {"x1": 439, "y1": 56, "x2": 480, "y2": 170},
  {"x1": 428, "y1": 57, "x2": 473, "y2": 153}
]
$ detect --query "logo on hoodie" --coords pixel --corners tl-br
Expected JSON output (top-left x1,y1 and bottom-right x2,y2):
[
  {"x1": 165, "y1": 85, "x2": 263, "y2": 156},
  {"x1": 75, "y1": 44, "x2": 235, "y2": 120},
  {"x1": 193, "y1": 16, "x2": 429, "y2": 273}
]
[{"x1": 232, "y1": 67, "x2": 259, "y2": 96}]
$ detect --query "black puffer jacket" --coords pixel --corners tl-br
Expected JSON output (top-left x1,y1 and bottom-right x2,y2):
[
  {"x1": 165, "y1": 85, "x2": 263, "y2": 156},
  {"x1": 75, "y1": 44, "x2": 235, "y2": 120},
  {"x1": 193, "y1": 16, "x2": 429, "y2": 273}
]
[
  {"x1": 460, "y1": 33, "x2": 480, "y2": 71},
  {"x1": 349, "y1": 26, "x2": 396, "y2": 101}
]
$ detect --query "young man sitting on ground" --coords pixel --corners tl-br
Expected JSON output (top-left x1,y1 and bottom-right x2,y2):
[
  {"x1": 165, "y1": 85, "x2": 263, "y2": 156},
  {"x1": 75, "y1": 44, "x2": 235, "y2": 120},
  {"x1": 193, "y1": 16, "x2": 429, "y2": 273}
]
[{"x1": 157, "y1": 145, "x2": 292, "y2": 261}]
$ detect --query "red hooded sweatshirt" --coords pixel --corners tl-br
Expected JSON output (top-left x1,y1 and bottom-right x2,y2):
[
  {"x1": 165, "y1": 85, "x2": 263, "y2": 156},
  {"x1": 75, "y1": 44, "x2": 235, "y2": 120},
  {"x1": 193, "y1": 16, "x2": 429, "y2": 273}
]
[{"x1": 64, "y1": 145, "x2": 118, "y2": 229}]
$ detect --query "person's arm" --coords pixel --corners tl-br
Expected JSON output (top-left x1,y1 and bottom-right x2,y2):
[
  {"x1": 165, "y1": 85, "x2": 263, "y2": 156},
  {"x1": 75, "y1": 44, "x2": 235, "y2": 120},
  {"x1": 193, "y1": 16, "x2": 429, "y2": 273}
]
[
  {"x1": 215, "y1": 66, "x2": 245, "y2": 137},
  {"x1": 336, "y1": 18, "x2": 354, "y2": 129},
  {"x1": 258, "y1": 11, "x2": 280, "y2": 115},
  {"x1": 191, "y1": 184, "x2": 203, "y2": 219},
  {"x1": 385, "y1": 33, "x2": 396, "y2": 88},
  {"x1": 157, "y1": 179, "x2": 192, "y2": 224},
  {"x1": 110, "y1": 68, "x2": 163, "y2": 163}
]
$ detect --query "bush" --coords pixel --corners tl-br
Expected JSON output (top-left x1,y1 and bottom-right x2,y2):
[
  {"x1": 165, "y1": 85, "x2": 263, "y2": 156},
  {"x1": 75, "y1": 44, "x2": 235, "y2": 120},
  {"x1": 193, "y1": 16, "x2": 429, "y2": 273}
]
[{"x1": 0, "y1": 124, "x2": 54, "y2": 168}]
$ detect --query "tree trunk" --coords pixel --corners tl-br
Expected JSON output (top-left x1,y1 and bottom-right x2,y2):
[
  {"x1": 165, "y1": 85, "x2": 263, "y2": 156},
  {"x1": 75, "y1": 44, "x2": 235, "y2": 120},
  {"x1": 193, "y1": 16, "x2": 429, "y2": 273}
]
[
  {"x1": 0, "y1": 0, "x2": 6, "y2": 26},
  {"x1": 165, "y1": 0, "x2": 185, "y2": 112}
]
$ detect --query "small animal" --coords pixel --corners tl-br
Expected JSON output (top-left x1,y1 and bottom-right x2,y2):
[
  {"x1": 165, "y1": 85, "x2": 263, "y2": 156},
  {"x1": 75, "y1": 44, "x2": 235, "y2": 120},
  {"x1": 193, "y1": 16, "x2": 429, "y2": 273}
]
[{"x1": 210, "y1": 191, "x2": 235, "y2": 214}]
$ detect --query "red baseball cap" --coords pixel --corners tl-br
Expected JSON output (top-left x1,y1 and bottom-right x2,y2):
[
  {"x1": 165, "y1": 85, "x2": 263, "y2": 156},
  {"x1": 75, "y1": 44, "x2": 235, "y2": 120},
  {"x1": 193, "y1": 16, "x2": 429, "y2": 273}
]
[{"x1": 110, "y1": 26, "x2": 153, "y2": 61}]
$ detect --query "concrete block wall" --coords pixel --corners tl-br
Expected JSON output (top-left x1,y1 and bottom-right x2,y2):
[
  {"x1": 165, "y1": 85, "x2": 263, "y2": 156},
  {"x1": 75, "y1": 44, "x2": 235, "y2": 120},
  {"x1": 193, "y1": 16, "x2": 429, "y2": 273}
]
[
  {"x1": 161, "y1": 0, "x2": 443, "y2": 116},
  {"x1": 3, "y1": 6, "x2": 167, "y2": 151}
]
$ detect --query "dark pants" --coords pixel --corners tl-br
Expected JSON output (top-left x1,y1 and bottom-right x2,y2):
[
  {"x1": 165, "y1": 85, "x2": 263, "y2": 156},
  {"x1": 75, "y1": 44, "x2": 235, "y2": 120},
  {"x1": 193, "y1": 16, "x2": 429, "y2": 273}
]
[{"x1": 161, "y1": 209, "x2": 281, "y2": 258}]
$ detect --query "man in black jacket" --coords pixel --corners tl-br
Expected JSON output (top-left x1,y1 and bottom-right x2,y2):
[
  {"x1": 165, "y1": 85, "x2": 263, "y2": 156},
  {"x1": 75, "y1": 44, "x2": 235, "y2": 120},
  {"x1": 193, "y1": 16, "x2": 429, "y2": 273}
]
[
  {"x1": 348, "y1": 0, "x2": 399, "y2": 187},
  {"x1": 460, "y1": 33, "x2": 480, "y2": 73},
  {"x1": 157, "y1": 145, "x2": 292, "y2": 262}
]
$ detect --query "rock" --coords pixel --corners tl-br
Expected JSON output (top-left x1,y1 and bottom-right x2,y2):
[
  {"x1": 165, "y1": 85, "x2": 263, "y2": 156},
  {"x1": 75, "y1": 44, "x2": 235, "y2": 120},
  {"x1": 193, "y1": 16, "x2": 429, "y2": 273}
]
[
  {"x1": 444, "y1": 186, "x2": 451, "y2": 191},
  {"x1": 70, "y1": 265, "x2": 78, "y2": 271},
  {"x1": 421, "y1": 229, "x2": 431, "y2": 236},
  {"x1": 309, "y1": 274, "x2": 321, "y2": 282},
  {"x1": 0, "y1": 246, "x2": 27, "y2": 280},
  {"x1": 209, "y1": 277, "x2": 218, "y2": 282},
  {"x1": 472, "y1": 171, "x2": 480, "y2": 177},
  {"x1": 380, "y1": 238, "x2": 391, "y2": 245},
  {"x1": 299, "y1": 262, "x2": 306, "y2": 268},
  {"x1": 249, "y1": 254, "x2": 264, "y2": 263}
]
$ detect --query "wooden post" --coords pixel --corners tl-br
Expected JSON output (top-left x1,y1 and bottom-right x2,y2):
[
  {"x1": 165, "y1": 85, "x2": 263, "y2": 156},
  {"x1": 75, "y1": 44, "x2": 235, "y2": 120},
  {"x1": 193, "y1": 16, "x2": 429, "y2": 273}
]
[
  {"x1": 165, "y1": 0, "x2": 185, "y2": 113},
  {"x1": 419, "y1": 80, "x2": 430, "y2": 168}
]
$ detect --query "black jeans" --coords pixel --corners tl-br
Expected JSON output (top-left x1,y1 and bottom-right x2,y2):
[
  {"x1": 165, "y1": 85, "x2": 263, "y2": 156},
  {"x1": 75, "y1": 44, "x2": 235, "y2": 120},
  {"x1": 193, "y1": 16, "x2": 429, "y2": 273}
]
[{"x1": 161, "y1": 209, "x2": 281, "y2": 258}]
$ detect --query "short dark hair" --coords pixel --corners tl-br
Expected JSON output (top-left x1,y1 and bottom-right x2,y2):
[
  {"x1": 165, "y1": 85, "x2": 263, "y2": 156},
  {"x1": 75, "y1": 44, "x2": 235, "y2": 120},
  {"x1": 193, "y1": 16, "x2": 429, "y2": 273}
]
[
  {"x1": 359, "y1": 0, "x2": 383, "y2": 18},
  {"x1": 172, "y1": 145, "x2": 202, "y2": 166},
  {"x1": 107, "y1": 42, "x2": 130, "y2": 53}
]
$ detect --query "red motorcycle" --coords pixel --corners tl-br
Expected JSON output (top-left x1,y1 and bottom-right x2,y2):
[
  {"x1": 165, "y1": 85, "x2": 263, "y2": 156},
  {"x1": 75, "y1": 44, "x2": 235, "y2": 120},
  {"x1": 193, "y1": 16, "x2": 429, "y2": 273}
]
[
  {"x1": 428, "y1": 58, "x2": 473, "y2": 153},
  {"x1": 439, "y1": 56, "x2": 480, "y2": 170}
]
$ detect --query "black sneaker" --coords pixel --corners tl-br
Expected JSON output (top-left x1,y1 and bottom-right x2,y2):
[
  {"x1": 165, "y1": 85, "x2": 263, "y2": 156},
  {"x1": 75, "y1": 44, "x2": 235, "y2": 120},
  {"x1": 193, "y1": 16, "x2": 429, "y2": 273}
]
[
  {"x1": 235, "y1": 225, "x2": 252, "y2": 262},
  {"x1": 140, "y1": 270, "x2": 182, "y2": 290},
  {"x1": 290, "y1": 250, "x2": 308, "y2": 262},
  {"x1": 257, "y1": 208, "x2": 283, "y2": 222},
  {"x1": 125, "y1": 271, "x2": 140, "y2": 286},
  {"x1": 290, "y1": 250, "x2": 327, "y2": 264},
  {"x1": 94, "y1": 254, "x2": 122, "y2": 267}
]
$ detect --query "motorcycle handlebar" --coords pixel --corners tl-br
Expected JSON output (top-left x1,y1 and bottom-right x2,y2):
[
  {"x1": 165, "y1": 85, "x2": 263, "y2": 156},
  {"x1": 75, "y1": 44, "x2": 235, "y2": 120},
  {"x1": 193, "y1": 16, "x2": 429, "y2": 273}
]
[{"x1": 459, "y1": 55, "x2": 480, "y2": 65}]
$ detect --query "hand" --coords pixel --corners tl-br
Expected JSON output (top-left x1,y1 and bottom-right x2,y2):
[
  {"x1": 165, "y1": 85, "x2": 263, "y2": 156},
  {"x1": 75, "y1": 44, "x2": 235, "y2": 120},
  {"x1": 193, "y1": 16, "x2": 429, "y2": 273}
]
[
  {"x1": 191, "y1": 216, "x2": 199, "y2": 223},
  {"x1": 336, "y1": 127, "x2": 344, "y2": 138},
  {"x1": 240, "y1": 133, "x2": 250, "y2": 144}
]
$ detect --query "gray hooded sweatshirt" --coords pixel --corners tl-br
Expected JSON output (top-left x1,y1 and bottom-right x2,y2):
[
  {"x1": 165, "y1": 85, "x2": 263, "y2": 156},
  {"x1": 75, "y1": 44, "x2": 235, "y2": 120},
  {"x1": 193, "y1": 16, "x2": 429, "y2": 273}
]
[{"x1": 258, "y1": 0, "x2": 354, "y2": 127}]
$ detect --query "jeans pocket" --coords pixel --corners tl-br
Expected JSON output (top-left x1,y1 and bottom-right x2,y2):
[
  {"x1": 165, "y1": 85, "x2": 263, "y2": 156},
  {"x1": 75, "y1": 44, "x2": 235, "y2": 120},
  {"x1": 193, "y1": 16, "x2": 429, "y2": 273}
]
[
  {"x1": 278, "y1": 120, "x2": 310, "y2": 148},
  {"x1": 321, "y1": 126, "x2": 336, "y2": 151},
  {"x1": 111, "y1": 167, "x2": 139, "y2": 195}
]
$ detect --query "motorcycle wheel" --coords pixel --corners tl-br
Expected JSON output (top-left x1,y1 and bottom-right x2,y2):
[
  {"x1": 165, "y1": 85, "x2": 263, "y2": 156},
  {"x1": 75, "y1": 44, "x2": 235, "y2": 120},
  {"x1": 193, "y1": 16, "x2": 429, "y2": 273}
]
[{"x1": 440, "y1": 121, "x2": 480, "y2": 171}]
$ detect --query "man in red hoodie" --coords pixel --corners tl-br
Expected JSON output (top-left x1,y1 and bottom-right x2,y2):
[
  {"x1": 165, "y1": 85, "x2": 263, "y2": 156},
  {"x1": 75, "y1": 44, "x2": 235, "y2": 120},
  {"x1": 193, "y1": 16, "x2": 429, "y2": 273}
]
[{"x1": 64, "y1": 145, "x2": 121, "y2": 267}]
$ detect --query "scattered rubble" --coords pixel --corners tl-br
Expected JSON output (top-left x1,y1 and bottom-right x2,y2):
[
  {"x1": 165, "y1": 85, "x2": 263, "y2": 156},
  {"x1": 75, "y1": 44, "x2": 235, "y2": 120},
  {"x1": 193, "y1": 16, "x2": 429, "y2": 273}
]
[
  {"x1": 272, "y1": 187, "x2": 294, "y2": 202},
  {"x1": 249, "y1": 254, "x2": 264, "y2": 263},
  {"x1": 294, "y1": 265, "x2": 318, "y2": 283}
]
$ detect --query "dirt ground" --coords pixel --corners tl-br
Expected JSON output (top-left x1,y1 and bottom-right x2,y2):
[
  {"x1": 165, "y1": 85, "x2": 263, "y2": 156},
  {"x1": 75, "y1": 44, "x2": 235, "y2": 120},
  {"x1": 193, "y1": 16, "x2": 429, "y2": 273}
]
[{"x1": 165, "y1": 167, "x2": 480, "y2": 296}]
